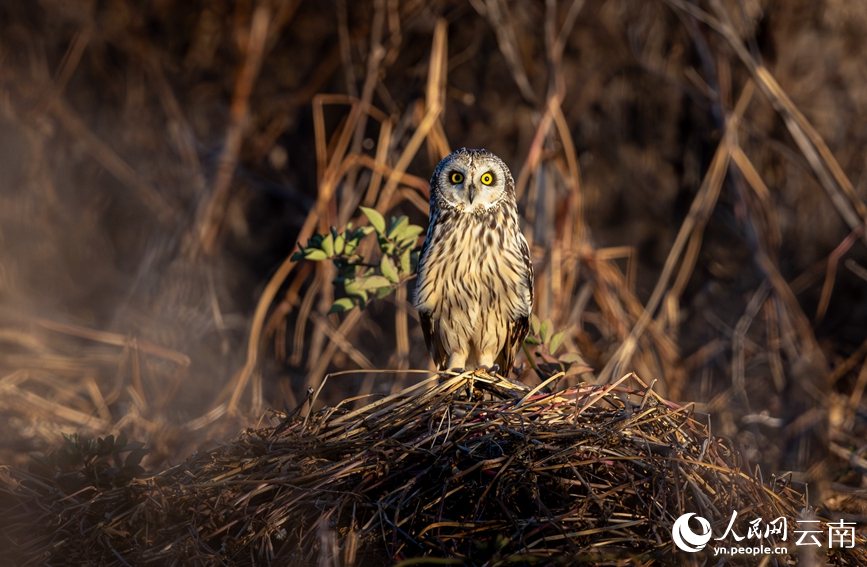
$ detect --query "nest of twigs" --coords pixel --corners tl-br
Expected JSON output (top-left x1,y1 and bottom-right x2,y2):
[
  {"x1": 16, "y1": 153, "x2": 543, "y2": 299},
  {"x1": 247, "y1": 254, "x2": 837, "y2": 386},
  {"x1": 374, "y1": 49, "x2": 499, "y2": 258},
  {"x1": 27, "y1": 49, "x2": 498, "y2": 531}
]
[{"x1": 1, "y1": 371, "x2": 864, "y2": 566}]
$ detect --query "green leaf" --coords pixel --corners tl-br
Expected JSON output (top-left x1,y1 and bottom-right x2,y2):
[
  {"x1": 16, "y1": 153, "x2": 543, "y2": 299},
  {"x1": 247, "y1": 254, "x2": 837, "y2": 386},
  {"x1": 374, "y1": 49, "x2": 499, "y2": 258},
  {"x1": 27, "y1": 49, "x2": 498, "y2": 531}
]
[
  {"x1": 321, "y1": 233, "x2": 334, "y2": 257},
  {"x1": 344, "y1": 237, "x2": 359, "y2": 255},
  {"x1": 379, "y1": 240, "x2": 395, "y2": 256},
  {"x1": 548, "y1": 331, "x2": 564, "y2": 355},
  {"x1": 539, "y1": 319, "x2": 551, "y2": 345},
  {"x1": 304, "y1": 248, "x2": 329, "y2": 261},
  {"x1": 530, "y1": 314, "x2": 541, "y2": 335},
  {"x1": 358, "y1": 275, "x2": 393, "y2": 290},
  {"x1": 376, "y1": 286, "x2": 393, "y2": 299},
  {"x1": 329, "y1": 297, "x2": 356, "y2": 313},
  {"x1": 360, "y1": 207, "x2": 386, "y2": 235},
  {"x1": 524, "y1": 336, "x2": 540, "y2": 345},
  {"x1": 124, "y1": 448, "x2": 149, "y2": 468},
  {"x1": 400, "y1": 248, "x2": 412, "y2": 275},
  {"x1": 334, "y1": 232, "x2": 345, "y2": 255},
  {"x1": 388, "y1": 216, "x2": 409, "y2": 240},
  {"x1": 343, "y1": 279, "x2": 369, "y2": 302},
  {"x1": 381, "y1": 256, "x2": 399, "y2": 283},
  {"x1": 404, "y1": 224, "x2": 425, "y2": 239},
  {"x1": 559, "y1": 352, "x2": 586, "y2": 364},
  {"x1": 29, "y1": 452, "x2": 51, "y2": 467},
  {"x1": 399, "y1": 225, "x2": 425, "y2": 246}
]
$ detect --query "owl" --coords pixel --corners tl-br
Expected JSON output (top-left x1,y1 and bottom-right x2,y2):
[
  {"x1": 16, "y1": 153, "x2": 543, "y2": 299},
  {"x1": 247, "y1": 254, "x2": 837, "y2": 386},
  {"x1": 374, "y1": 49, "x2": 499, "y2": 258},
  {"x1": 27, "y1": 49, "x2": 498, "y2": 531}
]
[{"x1": 414, "y1": 148, "x2": 534, "y2": 374}]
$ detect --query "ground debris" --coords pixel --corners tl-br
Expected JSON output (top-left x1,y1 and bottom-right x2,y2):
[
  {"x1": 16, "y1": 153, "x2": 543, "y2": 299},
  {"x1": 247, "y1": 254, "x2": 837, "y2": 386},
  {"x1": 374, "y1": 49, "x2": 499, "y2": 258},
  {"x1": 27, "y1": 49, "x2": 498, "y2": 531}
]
[{"x1": 2, "y1": 371, "x2": 862, "y2": 566}]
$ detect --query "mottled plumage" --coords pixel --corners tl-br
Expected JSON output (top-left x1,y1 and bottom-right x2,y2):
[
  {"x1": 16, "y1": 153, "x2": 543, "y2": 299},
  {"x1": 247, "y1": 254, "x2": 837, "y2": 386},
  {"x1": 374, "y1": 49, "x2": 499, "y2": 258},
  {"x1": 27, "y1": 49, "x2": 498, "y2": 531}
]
[{"x1": 414, "y1": 148, "x2": 534, "y2": 374}]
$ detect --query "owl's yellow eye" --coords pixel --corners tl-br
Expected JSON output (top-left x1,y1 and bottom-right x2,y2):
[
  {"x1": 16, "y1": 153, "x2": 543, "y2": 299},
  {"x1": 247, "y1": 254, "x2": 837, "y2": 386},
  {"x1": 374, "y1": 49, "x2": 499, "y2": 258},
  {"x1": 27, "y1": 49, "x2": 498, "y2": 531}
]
[
  {"x1": 481, "y1": 172, "x2": 494, "y2": 185},
  {"x1": 449, "y1": 172, "x2": 464, "y2": 184}
]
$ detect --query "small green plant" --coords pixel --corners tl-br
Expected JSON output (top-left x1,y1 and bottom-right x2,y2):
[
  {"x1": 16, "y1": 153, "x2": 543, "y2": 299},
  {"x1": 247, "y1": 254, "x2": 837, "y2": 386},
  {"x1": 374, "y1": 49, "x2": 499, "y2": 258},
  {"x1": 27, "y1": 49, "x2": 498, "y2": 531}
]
[
  {"x1": 30, "y1": 432, "x2": 149, "y2": 489},
  {"x1": 524, "y1": 315, "x2": 592, "y2": 379},
  {"x1": 291, "y1": 207, "x2": 423, "y2": 313}
]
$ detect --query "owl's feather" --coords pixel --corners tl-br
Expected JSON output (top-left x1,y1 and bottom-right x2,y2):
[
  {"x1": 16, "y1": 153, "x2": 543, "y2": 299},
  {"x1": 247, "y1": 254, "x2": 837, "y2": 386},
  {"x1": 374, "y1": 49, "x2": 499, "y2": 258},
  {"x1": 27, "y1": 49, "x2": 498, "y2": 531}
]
[
  {"x1": 415, "y1": 148, "x2": 534, "y2": 374},
  {"x1": 418, "y1": 310, "x2": 448, "y2": 370}
]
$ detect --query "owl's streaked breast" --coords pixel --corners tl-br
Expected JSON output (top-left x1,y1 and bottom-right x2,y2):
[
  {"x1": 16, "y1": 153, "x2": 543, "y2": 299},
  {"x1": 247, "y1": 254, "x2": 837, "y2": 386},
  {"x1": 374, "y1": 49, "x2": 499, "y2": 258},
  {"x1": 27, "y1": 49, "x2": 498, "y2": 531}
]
[{"x1": 416, "y1": 207, "x2": 530, "y2": 321}]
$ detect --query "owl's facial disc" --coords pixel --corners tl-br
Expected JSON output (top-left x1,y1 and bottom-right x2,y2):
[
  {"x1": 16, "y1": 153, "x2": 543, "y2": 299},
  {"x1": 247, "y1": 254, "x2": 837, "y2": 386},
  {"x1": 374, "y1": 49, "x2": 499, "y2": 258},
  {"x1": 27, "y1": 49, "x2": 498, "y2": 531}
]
[{"x1": 437, "y1": 157, "x2": 506, "y2": 211}]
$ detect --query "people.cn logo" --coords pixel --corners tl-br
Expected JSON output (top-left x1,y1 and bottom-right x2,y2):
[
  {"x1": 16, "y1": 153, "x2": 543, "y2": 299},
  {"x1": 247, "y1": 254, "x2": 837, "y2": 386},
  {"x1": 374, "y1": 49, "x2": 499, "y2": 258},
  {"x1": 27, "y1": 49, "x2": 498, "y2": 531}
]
[{"x1": 672, "y1": 513, "x2": 713, "y2": 552}]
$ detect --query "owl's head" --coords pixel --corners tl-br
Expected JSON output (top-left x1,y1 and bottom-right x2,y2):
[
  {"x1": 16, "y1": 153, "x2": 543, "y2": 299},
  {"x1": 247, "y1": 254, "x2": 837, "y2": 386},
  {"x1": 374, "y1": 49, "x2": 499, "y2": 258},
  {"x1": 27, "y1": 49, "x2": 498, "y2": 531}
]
[{"x1": 430, "y1": 148, "x2": 514, "y2": 212}]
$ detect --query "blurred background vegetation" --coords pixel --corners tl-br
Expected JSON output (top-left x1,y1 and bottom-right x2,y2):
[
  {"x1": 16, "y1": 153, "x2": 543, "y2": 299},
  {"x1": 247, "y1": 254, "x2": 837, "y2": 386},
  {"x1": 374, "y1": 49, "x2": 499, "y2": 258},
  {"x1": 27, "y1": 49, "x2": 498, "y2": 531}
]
[{"x1": 1, "y1": 0, "x2": 867, "y2": 504}]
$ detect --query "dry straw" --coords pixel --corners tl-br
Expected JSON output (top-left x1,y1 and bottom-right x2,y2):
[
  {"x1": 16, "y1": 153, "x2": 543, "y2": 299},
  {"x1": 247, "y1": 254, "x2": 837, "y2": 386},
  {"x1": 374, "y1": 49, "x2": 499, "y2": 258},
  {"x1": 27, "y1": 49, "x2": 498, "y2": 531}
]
[{"x1": 2, "y1": 371, "x2": 862, "y2": 566}]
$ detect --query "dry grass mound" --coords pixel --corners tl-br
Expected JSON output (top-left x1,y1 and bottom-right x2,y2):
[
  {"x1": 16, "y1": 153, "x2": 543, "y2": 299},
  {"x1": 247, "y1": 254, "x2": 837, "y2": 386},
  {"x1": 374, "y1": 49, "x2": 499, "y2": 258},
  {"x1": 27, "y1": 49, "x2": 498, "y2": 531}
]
[{"x1": 2, "y1": 372, "x2": 862, "y2": 566}]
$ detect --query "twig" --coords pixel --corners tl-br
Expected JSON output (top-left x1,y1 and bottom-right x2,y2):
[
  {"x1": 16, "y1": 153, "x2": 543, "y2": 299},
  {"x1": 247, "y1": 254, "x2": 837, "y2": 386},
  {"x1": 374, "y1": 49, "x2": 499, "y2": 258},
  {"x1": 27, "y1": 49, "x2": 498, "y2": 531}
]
[{"x1": 195, "y1": 4, "x2": 272, "y2": 256}]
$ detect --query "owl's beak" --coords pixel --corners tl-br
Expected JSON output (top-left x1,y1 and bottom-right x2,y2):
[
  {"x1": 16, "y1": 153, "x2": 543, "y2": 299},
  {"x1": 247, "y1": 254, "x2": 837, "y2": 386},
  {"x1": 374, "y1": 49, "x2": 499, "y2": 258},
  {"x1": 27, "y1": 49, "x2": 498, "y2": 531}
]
[{"x1": 467, "y1": 184, "x2": 476, "y2": 204}]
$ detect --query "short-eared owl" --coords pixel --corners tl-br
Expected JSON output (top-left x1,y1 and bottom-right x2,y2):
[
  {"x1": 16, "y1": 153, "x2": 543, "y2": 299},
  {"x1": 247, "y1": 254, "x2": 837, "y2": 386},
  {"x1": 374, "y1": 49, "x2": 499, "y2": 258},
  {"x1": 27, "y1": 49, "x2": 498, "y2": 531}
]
[{"x1": 414, "y1": 148, "x2": 534, "y2": 374}]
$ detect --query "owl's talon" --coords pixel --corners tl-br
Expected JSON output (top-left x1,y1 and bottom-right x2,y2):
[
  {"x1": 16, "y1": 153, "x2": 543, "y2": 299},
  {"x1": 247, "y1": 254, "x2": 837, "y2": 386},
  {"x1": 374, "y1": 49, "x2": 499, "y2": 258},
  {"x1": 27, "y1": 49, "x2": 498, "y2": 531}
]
[{"x1": 472, "y1": 364, "x2": 500, "y2": 376}]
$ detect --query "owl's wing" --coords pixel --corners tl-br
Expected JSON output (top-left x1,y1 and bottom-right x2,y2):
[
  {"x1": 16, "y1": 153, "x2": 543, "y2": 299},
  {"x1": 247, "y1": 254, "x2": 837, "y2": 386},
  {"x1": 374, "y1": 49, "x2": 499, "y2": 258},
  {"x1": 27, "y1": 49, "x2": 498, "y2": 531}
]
[
  {"x1": 419, "y1": 309, "x2": 449, "y2": 371},
  {"x1": 496, "y1": 316, "x2": 530, "y2": 375},
  {"x1": 497, "y1": 235, "x2": 534, "y2": 374}
]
